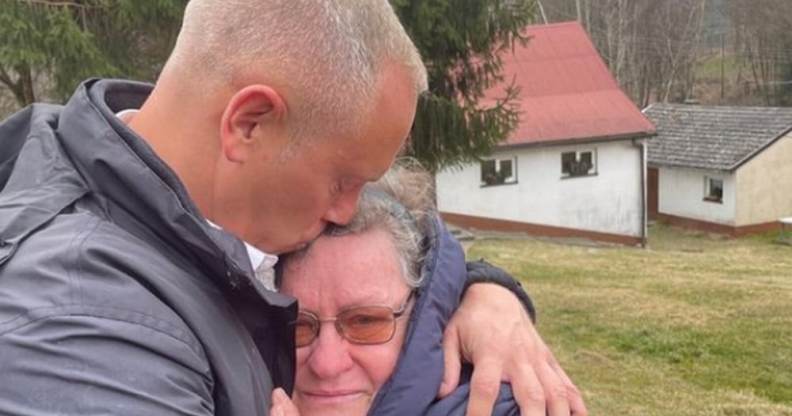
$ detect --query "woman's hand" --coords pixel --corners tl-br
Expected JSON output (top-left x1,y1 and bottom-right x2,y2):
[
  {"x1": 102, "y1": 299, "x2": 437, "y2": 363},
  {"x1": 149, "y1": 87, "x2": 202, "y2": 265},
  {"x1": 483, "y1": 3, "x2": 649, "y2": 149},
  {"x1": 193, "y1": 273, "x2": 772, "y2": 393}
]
[{"x1": 270, "y1": 388, "x2": 300, "y2": 416}]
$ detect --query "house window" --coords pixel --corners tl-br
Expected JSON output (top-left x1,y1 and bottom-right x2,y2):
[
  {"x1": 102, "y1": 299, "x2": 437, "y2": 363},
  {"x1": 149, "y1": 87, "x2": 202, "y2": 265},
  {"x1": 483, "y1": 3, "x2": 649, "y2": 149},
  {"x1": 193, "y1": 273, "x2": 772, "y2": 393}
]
[
  {"x1": 704, "y1": 177, "x2": 723, "y2": 203},
  {"x1": 561, "y1": 150, "x2": 596, "y2": 178},
  {"x1": 481, "y1": 157, "x2": 517, "y2": 186}
]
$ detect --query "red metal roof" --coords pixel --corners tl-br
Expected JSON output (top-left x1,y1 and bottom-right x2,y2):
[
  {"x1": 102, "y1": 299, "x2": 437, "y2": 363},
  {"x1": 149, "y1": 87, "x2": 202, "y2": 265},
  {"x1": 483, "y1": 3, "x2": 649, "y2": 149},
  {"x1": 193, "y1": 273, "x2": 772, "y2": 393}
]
[{"x1": 484, "y1": 21, "x2": 655, "y2": 147}]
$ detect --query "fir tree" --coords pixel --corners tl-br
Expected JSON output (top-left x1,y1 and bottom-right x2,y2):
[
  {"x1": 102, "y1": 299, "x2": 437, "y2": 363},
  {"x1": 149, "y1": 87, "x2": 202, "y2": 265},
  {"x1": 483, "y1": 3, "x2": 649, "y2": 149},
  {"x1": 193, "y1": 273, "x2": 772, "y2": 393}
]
[
  {"x1": 0, "y1": 0, "x2": 185, "y2": 107},
  {"x1": 1, "y1": 0, "x2": 536, "y2": 172},
  {"x1": 391, "y1": 0, "x2": 536, "y2": 172}
]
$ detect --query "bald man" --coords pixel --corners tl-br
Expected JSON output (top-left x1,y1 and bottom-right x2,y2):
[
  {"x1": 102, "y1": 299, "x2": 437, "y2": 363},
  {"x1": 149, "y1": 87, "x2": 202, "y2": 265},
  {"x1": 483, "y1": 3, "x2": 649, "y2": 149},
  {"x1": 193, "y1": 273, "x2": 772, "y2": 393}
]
[{"x1": 0, "y1": 1, "x2": 585, "y2": 415}]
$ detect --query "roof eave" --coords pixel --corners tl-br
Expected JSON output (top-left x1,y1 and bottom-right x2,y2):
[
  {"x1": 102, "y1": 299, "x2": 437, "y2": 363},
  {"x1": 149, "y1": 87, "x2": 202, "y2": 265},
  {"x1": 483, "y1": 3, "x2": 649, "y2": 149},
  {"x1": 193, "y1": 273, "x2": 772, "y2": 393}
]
[
  {"x1": 495, "y1": 130, "x2": 656, "y2": 151},
  {"x1": 647, "y1": 161, "x2": 734, "y2": 172},
  {"x1": 650, "y1": 125, "x2": 792, "y2": 172},
  {"x1": 730, "y1": 125, "x2": 792, "y2": 171}
]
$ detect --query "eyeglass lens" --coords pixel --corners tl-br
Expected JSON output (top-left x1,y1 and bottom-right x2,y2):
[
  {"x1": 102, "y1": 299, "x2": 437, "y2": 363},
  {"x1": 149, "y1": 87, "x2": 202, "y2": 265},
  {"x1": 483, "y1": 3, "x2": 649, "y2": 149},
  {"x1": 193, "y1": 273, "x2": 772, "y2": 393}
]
[{"x1": 294, "y1": 306, "x2": 397, "y2": 347}]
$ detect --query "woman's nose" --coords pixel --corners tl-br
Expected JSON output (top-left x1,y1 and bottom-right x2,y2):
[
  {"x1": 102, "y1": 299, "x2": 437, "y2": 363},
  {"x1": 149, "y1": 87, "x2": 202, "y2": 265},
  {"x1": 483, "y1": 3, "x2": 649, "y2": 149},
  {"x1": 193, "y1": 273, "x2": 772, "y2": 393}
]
[{"x1": 305, "y1": 322, "x2": 355, "y2": 379}]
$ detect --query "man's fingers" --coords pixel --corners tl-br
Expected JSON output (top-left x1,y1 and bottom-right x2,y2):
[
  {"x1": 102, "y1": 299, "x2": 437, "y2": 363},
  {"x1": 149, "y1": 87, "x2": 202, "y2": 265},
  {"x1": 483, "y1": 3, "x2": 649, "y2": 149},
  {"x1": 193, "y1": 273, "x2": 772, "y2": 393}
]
[
  {"x1": 507, "y1": 360, "x2": 546, "y2": 416},
  {"x1": 447, "y1": 281, "x2": 588, "y2": 414},
  {"x1": 465, "y1": 358, "x2": 505, "y2": 416},
  {"x1": 568, "y1": 387, "x2": 588, "y2": 416},
  {"x1": 438, "y1": 324, "x2": 462, "y2": 398},
  {"x1": 536, "y1": 361, "x2": 571, "y2": 416},
  {"x1": 550, "y1": 359, "x2": 588, "y2": 416}
]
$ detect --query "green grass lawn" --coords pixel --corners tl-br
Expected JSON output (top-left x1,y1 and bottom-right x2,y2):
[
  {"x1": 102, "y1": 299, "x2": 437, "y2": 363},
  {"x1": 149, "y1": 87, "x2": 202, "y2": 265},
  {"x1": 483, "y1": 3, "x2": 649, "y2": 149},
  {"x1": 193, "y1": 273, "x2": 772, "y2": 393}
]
[
  {"x1": 696, "y1": 53, "x2": 741, "y2": 81},
  {"x1": 467, "y1": 224, "x2": 792, "y2": 416}
]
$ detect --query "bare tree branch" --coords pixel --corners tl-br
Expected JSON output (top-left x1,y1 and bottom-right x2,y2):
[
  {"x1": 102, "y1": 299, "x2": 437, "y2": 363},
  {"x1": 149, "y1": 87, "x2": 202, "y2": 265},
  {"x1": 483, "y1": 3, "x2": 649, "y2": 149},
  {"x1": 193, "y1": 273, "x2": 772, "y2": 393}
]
[
  {"x1": 0, "y1": 66, "x2": 15, "y2": 89},
  {"x1": 18, "y1": 0, "x2": 93, "y2": 8}
]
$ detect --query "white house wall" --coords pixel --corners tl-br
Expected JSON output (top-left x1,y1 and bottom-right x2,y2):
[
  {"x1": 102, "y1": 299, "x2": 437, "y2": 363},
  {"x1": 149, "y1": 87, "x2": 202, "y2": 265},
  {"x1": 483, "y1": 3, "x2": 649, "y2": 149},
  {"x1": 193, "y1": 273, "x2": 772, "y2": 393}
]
[
  {"x1": 735, "y1": 134, "x2": 792, "y2": 226},
  {"x1": 657, "y1": 167, "x2": 736, "y2": 225},
  {"x1": 435, "y1": 140, "x2": 643, "y2": 237}
]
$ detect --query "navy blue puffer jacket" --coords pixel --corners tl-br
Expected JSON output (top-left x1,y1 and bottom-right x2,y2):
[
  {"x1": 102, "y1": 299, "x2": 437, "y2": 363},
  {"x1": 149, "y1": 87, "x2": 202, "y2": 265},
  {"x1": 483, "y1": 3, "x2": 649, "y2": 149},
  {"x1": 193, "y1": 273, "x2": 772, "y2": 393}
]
[{"x1": 367, "y1": 216, "x2": 517, "y2": 415}]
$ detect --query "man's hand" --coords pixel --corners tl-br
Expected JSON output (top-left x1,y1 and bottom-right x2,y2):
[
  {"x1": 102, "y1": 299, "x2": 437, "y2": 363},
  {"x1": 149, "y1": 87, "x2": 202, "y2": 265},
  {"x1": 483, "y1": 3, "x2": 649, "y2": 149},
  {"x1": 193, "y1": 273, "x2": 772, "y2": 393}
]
[
  {"x1": 270, "y1": 388, "x2": 300, "y2": 416},
  {"x1": 440, "y1": 283, "x2": 587, "y2": 416}
]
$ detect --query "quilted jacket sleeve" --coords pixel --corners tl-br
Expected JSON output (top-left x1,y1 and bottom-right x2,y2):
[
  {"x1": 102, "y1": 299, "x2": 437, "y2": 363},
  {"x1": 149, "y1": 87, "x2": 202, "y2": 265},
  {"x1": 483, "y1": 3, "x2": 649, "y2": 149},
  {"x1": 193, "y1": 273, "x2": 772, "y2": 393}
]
[{"x1": 0, "y1": 311, "x2": 214, "y2": 416}]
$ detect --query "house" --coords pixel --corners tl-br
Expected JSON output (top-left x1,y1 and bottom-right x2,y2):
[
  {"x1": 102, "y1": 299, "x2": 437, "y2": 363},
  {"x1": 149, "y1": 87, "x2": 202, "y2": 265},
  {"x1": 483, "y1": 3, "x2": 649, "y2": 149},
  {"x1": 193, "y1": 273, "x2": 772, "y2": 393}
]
[
  {"x1": 435, "y1": 21, "x2": 655, "y2": 245},
  {"x1": 644, "y1": 103, "x2": 792, "y2": 235}
]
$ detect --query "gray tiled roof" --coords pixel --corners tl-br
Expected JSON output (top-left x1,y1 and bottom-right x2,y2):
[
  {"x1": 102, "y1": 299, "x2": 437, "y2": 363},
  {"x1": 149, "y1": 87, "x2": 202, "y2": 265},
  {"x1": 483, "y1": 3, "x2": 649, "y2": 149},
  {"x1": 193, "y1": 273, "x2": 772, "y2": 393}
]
[{"x1": 644, "y1": 103, "x2": 792, "y2": 171}]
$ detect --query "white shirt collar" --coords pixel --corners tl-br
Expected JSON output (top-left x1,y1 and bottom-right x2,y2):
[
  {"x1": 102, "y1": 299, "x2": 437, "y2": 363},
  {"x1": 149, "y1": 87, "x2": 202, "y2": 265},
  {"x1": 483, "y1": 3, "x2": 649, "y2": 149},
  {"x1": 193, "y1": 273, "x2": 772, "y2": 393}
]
[
  {"x1": 115, "y1": 108, "x2": 139, "y2": 122},
  {"x1": 114, "y1": 109, "x2": 278, "y2": 282},
  {"x1": 205, "y1": 221, "x2": 279, "y2": 273}
]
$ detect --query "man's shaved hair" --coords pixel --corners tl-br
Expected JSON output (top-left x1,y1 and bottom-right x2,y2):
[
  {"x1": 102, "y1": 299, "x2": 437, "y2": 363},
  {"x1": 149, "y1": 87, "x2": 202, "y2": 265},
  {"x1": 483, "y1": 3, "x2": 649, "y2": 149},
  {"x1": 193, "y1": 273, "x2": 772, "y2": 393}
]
[{"x1": 167, "y1": 0, "x2": 427, "y2": 139}]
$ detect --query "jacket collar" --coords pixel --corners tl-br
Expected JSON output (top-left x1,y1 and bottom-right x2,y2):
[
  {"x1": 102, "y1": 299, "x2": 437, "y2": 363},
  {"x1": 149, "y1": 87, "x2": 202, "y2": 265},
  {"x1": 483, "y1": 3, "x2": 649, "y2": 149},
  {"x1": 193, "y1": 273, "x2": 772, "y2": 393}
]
[
  {"x1": 367, "y1": 215, "x2": 467, "y2": 415},
  {"x1": 57, "y1": 78, "x2": 283, "y2": 302}
]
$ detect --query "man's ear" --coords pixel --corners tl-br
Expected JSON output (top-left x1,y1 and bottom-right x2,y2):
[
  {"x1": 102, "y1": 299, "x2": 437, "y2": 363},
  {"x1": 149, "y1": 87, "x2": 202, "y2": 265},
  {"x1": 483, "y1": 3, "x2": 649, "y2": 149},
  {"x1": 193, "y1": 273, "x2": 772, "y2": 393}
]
[{"x1": 219, "y1": 85, "x2": 287, "y2": 163}]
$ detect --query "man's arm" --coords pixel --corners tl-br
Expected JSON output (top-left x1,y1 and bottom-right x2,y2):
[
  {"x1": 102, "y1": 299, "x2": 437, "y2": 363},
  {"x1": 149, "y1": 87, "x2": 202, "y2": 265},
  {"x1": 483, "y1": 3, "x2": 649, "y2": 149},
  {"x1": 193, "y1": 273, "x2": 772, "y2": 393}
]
[
  {"x1": 463, "y1": 260, "x2": 537, "y2": 322},
  {"x1": 0, "y1": 312, "x2": 214, "y2": 415},
  {"x1": 439, "y1": 261, "x2": 587, "y2": 416}
]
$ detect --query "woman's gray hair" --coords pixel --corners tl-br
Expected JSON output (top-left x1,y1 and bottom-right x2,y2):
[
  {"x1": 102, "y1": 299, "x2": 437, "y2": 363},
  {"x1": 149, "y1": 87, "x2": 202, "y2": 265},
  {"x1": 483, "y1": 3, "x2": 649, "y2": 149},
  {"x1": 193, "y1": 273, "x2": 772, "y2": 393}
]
[{"x1": 281, "y1": 159, "x2": 435, "y2": 288}]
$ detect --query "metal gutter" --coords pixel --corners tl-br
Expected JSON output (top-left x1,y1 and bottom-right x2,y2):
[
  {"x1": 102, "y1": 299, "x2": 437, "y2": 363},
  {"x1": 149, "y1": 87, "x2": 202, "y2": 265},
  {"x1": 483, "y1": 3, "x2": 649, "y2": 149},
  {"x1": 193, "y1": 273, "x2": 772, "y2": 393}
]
[
  {"x1": 633, "y1": 137, "x2": 648, "y2": 248},
  {"x1": 494, "y1": 130, "x2": 656, "y2": 152}
]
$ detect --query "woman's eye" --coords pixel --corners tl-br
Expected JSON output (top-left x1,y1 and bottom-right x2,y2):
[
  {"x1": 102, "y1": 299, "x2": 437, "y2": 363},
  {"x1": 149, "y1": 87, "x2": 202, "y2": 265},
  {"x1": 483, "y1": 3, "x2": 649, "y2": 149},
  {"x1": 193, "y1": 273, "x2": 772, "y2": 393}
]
[
  {"x1": 295, "y1": 320, "x2": 313, "y2": 329},
  {"x1": 351, "y1": 315, "x2": 376, "y2": 325},
  {"x1": 347, "y1": 314, "x2": 387, "y2": 327}
]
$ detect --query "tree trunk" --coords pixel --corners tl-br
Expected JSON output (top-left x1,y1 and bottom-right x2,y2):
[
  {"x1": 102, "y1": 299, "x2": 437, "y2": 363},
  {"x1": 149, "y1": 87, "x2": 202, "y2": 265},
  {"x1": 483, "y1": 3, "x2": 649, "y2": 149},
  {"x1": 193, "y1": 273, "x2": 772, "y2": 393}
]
[
  {"x1": 16, "y1": 64, "x2": 36, "y2": 107},
  {"x1": 0, "y1": 64, "x2": 36, "y2": 108}
]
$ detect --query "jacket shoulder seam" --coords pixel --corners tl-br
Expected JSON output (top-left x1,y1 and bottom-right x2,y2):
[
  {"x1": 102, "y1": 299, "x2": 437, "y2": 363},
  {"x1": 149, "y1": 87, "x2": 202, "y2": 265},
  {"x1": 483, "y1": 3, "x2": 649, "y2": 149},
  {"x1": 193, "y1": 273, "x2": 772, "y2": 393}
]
[{"x1": 67, "y1": 213, "x2": 103, "y2": 305}]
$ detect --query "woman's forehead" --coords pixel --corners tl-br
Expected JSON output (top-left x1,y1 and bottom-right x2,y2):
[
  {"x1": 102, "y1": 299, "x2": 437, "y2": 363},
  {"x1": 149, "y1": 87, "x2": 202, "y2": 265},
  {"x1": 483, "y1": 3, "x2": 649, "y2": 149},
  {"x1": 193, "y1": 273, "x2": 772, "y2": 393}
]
[{"x1": 282, "y1": 230, "x2": 409, "y2": 306}]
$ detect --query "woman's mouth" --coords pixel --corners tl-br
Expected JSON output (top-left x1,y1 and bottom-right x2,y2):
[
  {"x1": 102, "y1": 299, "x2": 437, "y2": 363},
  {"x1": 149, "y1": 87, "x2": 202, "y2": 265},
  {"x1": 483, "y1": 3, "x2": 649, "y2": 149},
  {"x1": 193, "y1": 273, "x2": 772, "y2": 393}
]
[{"x1": 299, "y1": 390, "x2": 365, "y2": 404}]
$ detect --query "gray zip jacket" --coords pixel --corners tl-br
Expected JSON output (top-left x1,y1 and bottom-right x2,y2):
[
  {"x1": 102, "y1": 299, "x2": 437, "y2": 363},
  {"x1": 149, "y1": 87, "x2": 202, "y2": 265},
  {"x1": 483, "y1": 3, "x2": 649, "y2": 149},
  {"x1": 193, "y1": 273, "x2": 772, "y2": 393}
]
[
  {"x1": 0, "y1": 78, "x2": 532, "y2": 416},
  {"x1": 0, "y1": 79, "x2": 296, "y2": 416}
]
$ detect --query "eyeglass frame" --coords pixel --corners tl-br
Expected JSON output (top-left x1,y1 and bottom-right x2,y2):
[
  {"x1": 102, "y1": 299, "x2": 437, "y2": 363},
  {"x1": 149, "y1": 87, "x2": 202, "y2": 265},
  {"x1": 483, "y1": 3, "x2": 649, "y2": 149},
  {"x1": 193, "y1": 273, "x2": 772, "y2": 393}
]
[{"x1": 292, "y1": 290, "x2": 416, "y2": 348}]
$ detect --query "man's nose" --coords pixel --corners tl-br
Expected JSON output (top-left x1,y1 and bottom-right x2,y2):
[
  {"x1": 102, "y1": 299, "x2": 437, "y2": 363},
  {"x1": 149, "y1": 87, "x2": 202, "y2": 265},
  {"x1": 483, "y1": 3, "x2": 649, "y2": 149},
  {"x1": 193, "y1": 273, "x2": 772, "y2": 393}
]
[{"x1": 322, "y1": 189, "x2": 361, "y2": 226}]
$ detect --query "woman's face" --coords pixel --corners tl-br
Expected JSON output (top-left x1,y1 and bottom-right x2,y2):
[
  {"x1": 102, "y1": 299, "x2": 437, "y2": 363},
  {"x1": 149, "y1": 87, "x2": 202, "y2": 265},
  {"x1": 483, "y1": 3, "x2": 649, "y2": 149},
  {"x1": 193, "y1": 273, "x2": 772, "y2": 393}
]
[{"x1": 280, "y1": 227, "x2": 412, "y2": 416}]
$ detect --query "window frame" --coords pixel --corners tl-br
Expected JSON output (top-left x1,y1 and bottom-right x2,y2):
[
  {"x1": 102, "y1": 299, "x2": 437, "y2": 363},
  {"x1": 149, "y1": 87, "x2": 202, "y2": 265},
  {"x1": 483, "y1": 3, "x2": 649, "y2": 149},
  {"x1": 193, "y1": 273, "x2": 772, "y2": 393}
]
[
  {"x1": 561, "y1": 149, "x2": 597, "y2": 179},
  {"x1": 480, "y1": 156, "x2": 518, "y2": 187},
  {"x1": 703, "y1": 176, "x2": 724, "y2": 204}
]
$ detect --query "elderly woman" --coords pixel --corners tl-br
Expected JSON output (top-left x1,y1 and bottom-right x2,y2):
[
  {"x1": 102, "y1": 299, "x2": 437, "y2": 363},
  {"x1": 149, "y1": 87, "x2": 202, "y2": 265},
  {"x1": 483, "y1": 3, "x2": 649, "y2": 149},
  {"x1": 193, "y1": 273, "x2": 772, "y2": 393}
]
[{"x1": 272, "y1": 163, "x2": 520, "y2": 415}]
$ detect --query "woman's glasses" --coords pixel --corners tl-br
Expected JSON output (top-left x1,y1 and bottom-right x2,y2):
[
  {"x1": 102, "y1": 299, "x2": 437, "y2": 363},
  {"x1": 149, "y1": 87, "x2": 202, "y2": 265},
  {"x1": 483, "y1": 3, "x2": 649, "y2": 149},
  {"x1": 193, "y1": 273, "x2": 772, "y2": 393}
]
[{"x1": 293, "y1": 291, "x2": 415, "y2": 348}]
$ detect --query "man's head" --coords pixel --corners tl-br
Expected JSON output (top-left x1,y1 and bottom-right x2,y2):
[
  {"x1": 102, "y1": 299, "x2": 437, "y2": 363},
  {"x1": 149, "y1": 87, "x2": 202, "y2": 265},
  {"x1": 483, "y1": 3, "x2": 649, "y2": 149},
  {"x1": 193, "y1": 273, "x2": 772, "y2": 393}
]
[
  {"x1": 134, "y1": 0, "x2": 427, "y2": 254},
  {"x1": 170, "y1": 0, "x2": 427, "y2": 140}
]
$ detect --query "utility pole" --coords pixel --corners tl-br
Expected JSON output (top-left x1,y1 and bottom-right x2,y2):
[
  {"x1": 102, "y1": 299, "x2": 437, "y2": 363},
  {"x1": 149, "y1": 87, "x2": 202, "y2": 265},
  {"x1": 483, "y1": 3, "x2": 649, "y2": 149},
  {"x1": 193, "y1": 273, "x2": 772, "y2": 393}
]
[
  {"x1": 576, "y1": 0, "x2": 582, "y2": 22},
  {"x1": 720, "y1": 32, "x2": 725, "y2": 103}
]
